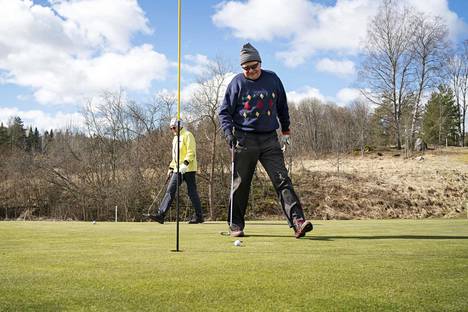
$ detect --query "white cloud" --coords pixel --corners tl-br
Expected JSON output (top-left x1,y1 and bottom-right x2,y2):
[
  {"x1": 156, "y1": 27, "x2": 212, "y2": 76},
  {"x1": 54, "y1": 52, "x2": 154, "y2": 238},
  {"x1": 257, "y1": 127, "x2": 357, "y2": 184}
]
[
  {"x1": 213, "y1": 0, "x2": 467, "y2": 67},
  {"x1": 335, "y1": 87, "x2": 362, "y2": 106},
  {"x1": 156, "y1": 71, "x2": 237, "y2": 110},
  {"x1": 287, "y1": 86, "x2": 326, "y2": 104},
  {"x1": 0, "y1": 107, "x2": 85, "y2": 131},
  {"x1": 0, "y1": 0, "x2": 169, "y2": 105},
  {"x1": 316, "y1": 58, "x2": 356, "y2": 76},
  {"x1": 52, "y1": 0, "x2": 152, "y2": 52},
  {"x1": 213, "y1": 0, "x2": 314, "y2": 41},
  {"x1": 407, "y1": 0, "x2": 466, "y2": 42},
  {"x1": 183, "y1": 54, "x2": 216, "y2": 76},
  {"x1": 182, "y1": 72, "x2": 236, "y2": 103}
]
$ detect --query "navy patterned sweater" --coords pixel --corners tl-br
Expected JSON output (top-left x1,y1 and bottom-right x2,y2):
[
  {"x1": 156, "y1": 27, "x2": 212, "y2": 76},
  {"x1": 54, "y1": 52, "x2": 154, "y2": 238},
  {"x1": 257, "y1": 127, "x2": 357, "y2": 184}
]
[{"x1": 219, "y1": 70, "x2": 290, "y2": 136}]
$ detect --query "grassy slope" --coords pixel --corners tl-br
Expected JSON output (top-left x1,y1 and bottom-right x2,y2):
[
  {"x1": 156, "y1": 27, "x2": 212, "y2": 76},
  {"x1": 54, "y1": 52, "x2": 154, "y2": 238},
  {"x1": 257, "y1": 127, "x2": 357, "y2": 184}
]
[
  {"x1": 293, "y1": 147, "x2": 468, "y2": 219},
  {"x1": 1, "y1": 220, "x2": 467, "y2": 311}
]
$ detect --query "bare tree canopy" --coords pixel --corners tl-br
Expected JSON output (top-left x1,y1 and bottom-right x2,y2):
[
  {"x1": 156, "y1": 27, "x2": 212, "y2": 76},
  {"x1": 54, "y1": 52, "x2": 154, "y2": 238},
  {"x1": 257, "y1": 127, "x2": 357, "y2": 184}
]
[{"x1": 360, "y1": 0, "x2": 450, "y2": 150}]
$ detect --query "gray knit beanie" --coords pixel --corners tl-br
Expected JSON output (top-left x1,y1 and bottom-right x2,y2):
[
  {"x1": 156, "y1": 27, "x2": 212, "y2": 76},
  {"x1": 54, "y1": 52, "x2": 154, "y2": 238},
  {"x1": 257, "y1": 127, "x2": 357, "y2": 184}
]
[{"x1": 240, "y1": 43, "x2": 261, "y2": 65}]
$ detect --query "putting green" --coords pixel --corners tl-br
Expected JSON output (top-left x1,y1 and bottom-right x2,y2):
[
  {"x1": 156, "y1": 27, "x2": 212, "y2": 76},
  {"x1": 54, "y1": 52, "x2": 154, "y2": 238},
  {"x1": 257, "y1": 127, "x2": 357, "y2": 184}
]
[{"x1": 1, "y1": 219, "x2": 467, "y2": 311}]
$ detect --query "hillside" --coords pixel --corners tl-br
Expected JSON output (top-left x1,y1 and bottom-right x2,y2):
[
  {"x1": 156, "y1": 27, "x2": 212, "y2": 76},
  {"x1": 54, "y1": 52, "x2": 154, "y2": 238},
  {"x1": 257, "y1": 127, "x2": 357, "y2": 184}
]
[{"x1": 287, "y1": 147, "x2": 468, "y2": 219}]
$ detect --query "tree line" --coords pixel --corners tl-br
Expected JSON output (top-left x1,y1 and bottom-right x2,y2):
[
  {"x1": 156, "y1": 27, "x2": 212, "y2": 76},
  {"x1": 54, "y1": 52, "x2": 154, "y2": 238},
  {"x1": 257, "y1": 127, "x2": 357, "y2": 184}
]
[
  {"x1": 0, "y1": 0, "x2": 466, "y2": 221},
  {"x1": 360, "y1": 0, "x2": 467, "y2": 149}
]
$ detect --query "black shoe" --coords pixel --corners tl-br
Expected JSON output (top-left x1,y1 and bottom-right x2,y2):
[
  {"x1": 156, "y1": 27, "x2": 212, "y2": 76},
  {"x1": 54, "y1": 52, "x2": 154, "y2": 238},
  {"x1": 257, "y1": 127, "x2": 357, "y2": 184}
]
[
  {"x1": 143, "y1": 213, "x2": 164, "y2": 224},
  {"x1": 187, "y1": 214, "x2": 204, "y2": 224}
]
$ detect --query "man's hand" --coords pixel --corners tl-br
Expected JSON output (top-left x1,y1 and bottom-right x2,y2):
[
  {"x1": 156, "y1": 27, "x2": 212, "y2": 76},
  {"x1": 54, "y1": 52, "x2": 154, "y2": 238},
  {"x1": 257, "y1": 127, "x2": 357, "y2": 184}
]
[
  {"x1": 226, "y1": 133, "x2": 237, "y2": 148},
  {"x1": 167, "y1": 168, "x2": 173, "y2": 177},
  {"x1": 281, "y1": 134, "x2": 290, "y2": 146},
  {"x1": 179, "y1": 164, "x2": 188, "y2": 174}
]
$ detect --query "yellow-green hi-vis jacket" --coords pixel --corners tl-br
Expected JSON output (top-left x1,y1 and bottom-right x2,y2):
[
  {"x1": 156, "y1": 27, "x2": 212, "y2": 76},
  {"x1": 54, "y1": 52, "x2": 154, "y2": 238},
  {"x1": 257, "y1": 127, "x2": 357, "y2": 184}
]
[{"x1": 170, "y1": 127, "x2": 198, "y2": 172}]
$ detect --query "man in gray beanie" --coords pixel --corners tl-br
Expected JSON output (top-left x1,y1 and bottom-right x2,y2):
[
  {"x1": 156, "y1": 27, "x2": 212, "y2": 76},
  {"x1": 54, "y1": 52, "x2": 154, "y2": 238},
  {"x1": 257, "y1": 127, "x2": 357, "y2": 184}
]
[{"x1": 218, "y1": 43, "x2": 313, "y2": 238}]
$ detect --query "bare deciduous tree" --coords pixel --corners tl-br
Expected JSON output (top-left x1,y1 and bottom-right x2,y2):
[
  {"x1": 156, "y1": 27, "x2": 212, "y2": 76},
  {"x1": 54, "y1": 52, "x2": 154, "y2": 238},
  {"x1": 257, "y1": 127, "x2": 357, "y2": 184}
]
[
  {"x1": 350, "y1": 100, "x2": 371, "y2": 157},
  {"x1": 360, "y1": 0, "x2": 416, "y2": 149},
  {"x1": 446, "y1": 45, "x2": 468, "y2": 146},
  {"x1": 188, "y1": 58, "x2": 232, "y2": 219},
  {"x1": 409, "y1": 14, "x2": 448, "y2": 148},
  {"x1": 461, "y1": 40, "x2": 468, "y2": 146}
]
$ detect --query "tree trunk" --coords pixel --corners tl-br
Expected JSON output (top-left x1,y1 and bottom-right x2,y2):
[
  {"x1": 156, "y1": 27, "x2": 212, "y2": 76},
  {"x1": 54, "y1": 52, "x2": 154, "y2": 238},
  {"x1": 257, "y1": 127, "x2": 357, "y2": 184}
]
[{"x1": 208, "y1": 127, "x2": 217, "y2": 220}]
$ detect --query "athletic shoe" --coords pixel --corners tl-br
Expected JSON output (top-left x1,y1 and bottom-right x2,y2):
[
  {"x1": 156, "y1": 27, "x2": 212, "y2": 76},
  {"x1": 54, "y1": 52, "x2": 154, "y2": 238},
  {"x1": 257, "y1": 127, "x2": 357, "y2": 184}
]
[
  {"x1": 229, "y1": 224, "x2": 244, "y2": 237},
  {"x1": 188, "y1": 214, "x2": 204, "y2": 224},
  {"x1": 294, "y1": 220, "x2": 313, "y2": 238},
  {"x1": 230, "y1": 230, "x2": 244, "y2": 237},
  {"x1": 143, "y1": 213, "x2": 164, "y2": 224}
]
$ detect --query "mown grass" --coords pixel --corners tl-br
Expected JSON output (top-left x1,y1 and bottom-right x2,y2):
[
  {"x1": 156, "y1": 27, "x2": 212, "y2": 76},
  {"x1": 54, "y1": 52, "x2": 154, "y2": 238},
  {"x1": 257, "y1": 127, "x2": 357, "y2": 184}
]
[{"x1": 1, "y1": 220, "x2": 467, "y2": 311}]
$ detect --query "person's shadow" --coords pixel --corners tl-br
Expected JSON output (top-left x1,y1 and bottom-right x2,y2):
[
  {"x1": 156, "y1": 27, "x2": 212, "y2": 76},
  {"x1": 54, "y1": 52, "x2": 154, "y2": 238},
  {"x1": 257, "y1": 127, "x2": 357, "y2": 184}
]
[{"x1": 308, "y1": 235, "x2": 468, "y2": 241}]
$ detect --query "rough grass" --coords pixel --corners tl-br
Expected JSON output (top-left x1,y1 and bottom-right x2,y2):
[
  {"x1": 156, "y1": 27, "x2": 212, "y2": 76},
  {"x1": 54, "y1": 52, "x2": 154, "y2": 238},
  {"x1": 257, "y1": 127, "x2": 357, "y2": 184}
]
[
  {"x1": 286, "y1": 147, "x2": 468, "y2": 219},
  {"x1": 1, "y1": 220, "x2": 467, "y2": 311}
]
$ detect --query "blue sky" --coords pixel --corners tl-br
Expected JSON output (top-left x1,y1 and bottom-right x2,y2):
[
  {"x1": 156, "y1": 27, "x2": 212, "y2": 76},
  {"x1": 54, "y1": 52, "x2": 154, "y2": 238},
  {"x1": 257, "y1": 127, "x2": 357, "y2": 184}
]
[{"x1": 0, "y1": 0, "x2": 467, "y2": 130}]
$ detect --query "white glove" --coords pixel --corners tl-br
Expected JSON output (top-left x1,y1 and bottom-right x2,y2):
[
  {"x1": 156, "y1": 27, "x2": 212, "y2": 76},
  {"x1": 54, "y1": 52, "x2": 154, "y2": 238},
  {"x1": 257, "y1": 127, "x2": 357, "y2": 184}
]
[
  {"x1": 281, "y1": 134, "x2": 290, "y2": 146},
  {"x1": 167, "y1": 169, "x2": 173, "y2": 177},
  {"x1": 179, "y1": 164, "x2": 188, "y2": 174}
]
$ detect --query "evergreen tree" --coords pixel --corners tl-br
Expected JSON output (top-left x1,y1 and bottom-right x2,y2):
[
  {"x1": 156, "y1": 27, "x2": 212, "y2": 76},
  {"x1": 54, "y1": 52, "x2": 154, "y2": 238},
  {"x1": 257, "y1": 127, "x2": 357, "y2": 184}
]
[
  {"x1": 8, "y1": 116, "x2": 26, "y2": 150},
  {"x1": 0, "y1": 122, "x2": 9, "y2": 150},
  {"x1": 422, "y1": 85, "x2": 459, "y2": 145},
  {"x1": 33, "y1": 127, "x2": 41, "y2": 152},
  {"x1": 369, "y1": 102, "x2": 394, "y2": 147},
  {"x1": 25, "y1": 126, "x2": 33, "y2": 152}
]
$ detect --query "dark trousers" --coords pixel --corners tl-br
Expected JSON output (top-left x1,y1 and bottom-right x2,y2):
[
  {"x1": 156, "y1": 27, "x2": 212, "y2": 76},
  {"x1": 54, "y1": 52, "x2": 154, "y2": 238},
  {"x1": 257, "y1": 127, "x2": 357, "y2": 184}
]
[
  {"x1": 229, "y1": 131, "x2": 305, "y2": 230},
  {"x1": 158, "y1": 171, "x2": 203, "y2": 218}
]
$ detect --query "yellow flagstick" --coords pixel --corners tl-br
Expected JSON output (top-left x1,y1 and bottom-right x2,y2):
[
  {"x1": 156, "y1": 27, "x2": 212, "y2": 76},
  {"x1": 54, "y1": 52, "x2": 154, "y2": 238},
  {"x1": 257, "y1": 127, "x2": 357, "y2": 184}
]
[
  {"x1": 174, "y1": 0, "x2": 182, "y2": 252},
  {"x1": 177, "y1": 0, "x2": 181, "y2": 122}
]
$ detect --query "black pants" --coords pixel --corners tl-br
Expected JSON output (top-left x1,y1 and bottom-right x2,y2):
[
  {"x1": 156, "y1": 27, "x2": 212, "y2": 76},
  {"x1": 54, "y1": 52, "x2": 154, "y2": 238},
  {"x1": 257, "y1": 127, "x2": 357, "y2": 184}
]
[
  {"x1": 229, "y1": 131, "x2": 305, "y2": 231},
  {"x1": 158, "y1": 172, "x2": 203, "y2": 218}
]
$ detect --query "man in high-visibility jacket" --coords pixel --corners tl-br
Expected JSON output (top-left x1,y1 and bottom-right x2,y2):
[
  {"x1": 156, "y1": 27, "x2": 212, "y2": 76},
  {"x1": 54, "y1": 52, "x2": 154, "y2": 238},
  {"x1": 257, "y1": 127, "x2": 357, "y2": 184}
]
[{"x1": 146, "y1": 118, "x2": 204, "y2": 224}]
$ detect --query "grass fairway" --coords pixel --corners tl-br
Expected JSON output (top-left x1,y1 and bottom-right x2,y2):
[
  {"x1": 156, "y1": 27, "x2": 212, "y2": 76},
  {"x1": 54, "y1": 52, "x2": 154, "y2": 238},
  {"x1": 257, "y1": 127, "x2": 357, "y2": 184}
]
[{"x1": 1, "y1": 220, "x2": 467, "y2": 311}]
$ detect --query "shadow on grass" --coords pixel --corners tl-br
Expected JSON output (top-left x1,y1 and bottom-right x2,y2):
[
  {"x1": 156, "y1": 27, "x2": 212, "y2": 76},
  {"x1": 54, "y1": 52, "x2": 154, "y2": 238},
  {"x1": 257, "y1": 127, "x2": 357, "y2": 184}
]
[
  {"x1": 243, "y1": 234, "x2": 292, "y2": 238},
  {"x1": 309, "y1": 235, "x2": 468, "y2": 241},
  {"x1": 200, "y1": 222, "x2": 324, "y2": 226},
  {"x1": 217, "y1": 231, "x2": 293, "y2": 238}
]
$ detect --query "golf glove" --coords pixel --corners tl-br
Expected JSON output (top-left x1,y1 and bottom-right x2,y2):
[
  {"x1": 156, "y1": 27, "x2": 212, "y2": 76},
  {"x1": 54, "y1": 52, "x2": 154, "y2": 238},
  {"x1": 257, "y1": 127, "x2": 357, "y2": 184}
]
[
  {"x1": 179, "y1": 164, "x2": 188, "y2": 174},
  {"x1": 281, "y1": 134, "x2": 290, "y2": 146},
  {"x1": 167, "y1": 169, "x2": 173, "y2": 177}
]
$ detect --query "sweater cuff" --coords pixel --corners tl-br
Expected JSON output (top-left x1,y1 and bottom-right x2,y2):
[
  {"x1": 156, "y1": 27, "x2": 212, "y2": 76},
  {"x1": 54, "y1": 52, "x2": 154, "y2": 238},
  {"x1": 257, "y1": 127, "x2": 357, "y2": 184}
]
[{"x1": 281, "y1": 129, "x2": 290, "y2": 135}]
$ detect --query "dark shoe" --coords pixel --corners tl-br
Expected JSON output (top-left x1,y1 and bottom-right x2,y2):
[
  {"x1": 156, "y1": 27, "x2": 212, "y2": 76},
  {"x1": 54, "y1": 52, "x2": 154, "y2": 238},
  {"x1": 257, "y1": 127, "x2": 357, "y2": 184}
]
[
  {"x1": 294, "y1": 220, "x2": 313, "y2": 238},
  {"x1": 143, "y1": 213, "x2": 164, "y2": 224},
  {"x1": 188, "y1": 214, "x2": 204, "y2": 224}
]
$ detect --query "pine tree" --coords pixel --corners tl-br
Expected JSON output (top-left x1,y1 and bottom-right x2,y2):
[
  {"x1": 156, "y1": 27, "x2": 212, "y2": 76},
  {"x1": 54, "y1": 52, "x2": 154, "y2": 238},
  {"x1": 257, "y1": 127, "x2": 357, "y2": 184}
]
[
  {"x1": 369, "y1": 102, "x2": 394, "y2": 147},
  {"x1": 33, "y1": 127, "x2": 41, "y2": 152},
  {"x1": 0, "y1": 122, "x2": 9, "y2": 150},
  {"x1": 8, "y1": 116, "x2": 26, "y2": 150},
  {"x1": 422, "y1": 85, "x2": 459, "y2": 145},
  {"x1": 25, "y1": 126, "x2": 33, "y2": 152}
]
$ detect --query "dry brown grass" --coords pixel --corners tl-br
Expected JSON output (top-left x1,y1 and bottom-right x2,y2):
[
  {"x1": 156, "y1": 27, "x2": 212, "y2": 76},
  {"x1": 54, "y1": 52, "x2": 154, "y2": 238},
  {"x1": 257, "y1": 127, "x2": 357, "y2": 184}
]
[{"x1": 291, "y1": 147, "x2": 468, "y2": 219}]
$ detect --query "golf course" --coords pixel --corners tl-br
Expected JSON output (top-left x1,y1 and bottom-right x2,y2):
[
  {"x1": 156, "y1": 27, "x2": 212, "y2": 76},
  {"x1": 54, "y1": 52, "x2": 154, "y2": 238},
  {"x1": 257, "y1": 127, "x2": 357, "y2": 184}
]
[{"x1": 1, "y1": 219, "x2": 467, "y2": 311}]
